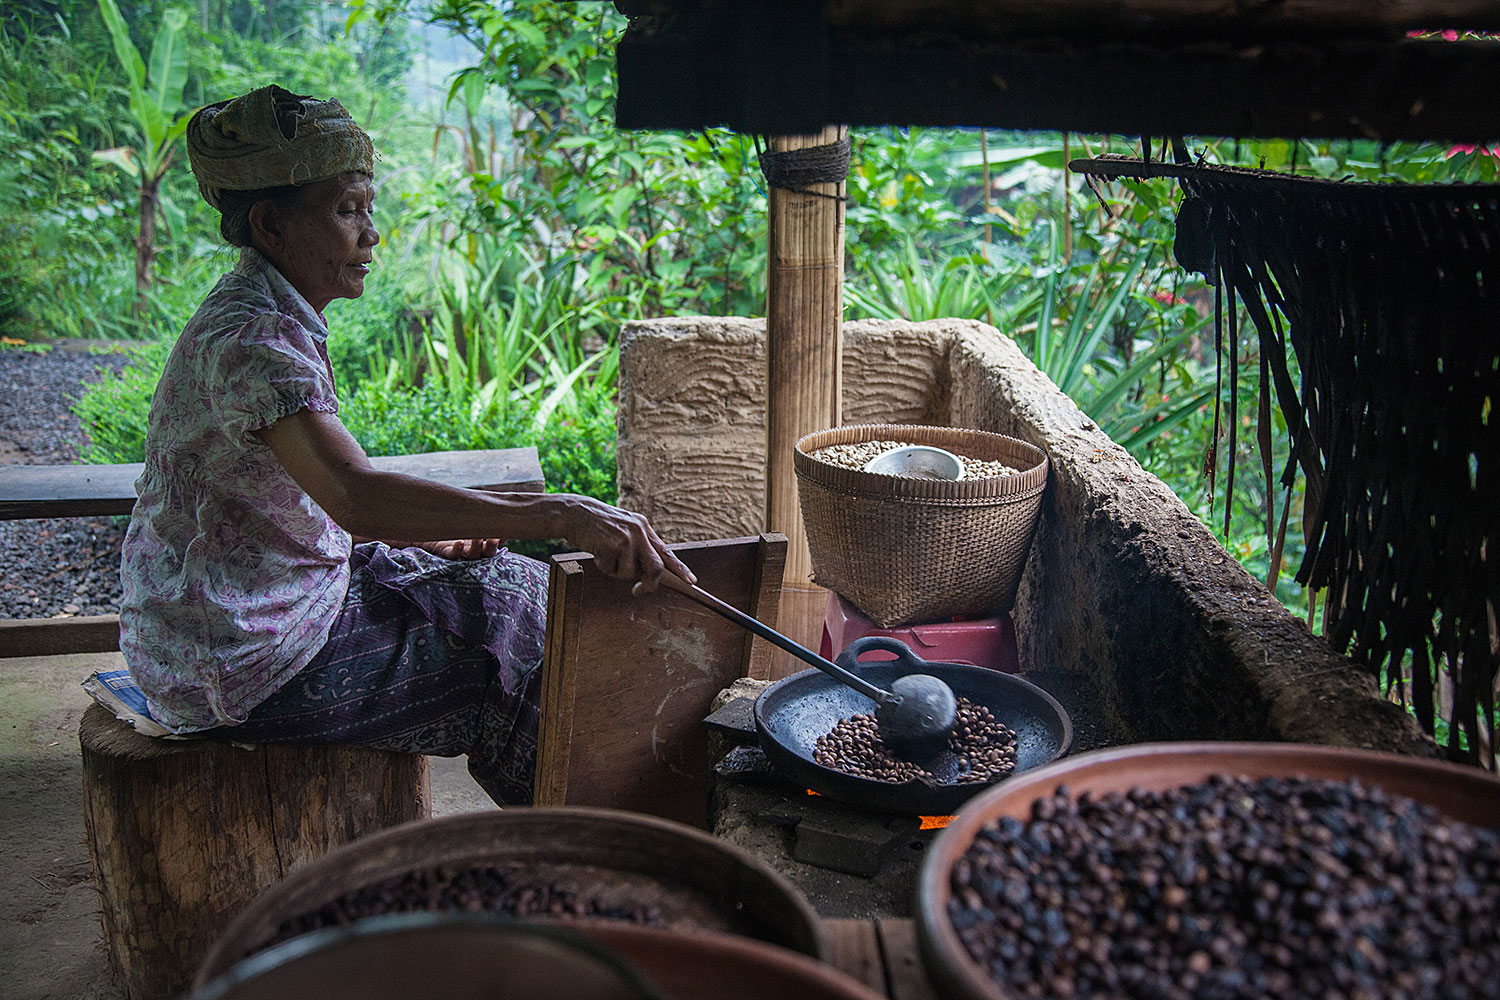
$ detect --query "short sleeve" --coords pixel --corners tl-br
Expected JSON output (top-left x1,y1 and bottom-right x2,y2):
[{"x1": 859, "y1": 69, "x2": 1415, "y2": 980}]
[{"x1": 209, "y1": 312, "x2": 339, "y2": 441}]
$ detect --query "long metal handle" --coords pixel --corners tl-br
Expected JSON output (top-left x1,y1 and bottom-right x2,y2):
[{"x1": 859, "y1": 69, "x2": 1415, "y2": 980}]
[{"x1": 637, "y1": 572, "x2": 895, "y2": 705}]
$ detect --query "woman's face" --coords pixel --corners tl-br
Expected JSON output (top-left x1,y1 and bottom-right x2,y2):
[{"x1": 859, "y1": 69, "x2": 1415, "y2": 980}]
[{"x1": 256, "y1": 172, "x2": 379, "y2": 313}]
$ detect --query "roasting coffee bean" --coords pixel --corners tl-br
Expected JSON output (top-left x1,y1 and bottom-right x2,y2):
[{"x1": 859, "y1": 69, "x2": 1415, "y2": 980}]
[
  {"x1": 813, "y1": 696, "x2": 1017, "y2": 784},
  {"x1": 946, "y1": 774, "x2": 1500, "y2": 1000}
]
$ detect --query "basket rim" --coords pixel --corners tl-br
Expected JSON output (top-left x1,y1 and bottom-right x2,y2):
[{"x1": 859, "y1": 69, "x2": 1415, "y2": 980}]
[{"x1": 794, "y1": 424, "x2": 1049, "y2": 501}]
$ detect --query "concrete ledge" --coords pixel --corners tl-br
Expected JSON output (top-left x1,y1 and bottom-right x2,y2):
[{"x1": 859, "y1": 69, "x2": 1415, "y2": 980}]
[{"x1": 617, "y1": 316, "x2": 1431, "y2": 754}]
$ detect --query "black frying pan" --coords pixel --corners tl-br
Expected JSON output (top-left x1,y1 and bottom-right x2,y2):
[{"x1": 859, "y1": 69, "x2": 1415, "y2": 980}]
[{"x1": 753, "y1": 636, "x2": 1073, "y2": 815}]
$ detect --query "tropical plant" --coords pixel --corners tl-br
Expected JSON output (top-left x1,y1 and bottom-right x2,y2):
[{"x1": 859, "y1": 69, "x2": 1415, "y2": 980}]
[
  {"x1": 844, "y1": 238, "x2": 1035, "y2": 324},
  {"x1": 93, "y1": 0, "x2": 190, "y2": 302},
  {"x1": 73, "y1": 339, "x2": 171, "y2": 463}
]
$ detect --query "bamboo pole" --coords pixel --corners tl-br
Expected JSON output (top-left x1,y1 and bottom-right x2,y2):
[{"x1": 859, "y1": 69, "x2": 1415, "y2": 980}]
[{"x1": 765, "y1": 126, "x2": 847, "y2": 593}]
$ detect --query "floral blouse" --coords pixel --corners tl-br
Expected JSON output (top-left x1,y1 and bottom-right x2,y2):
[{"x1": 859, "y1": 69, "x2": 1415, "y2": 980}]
[{"x1": 119, "y1": 247, "x2": 351, "y2": 733}]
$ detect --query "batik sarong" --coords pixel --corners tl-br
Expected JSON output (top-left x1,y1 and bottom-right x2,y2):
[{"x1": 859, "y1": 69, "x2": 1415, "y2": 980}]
[{"x1": 218, "y1": 542, "x2": 548, "y2": 806}]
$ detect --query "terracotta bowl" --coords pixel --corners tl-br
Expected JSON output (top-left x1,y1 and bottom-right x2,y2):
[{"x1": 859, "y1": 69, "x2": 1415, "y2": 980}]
[
  {"x1": 915, "y1": 741, "x2": 1500, "y2": 1000},
  {"x1": 190, "y1": 915, "x2": 664, "y2": 1000},
  {"x1": 191, "y1": 916, "x2": 889, "y2": 1000},
  {"x1": 195, "y1": 808, "x2": 825, "y2": 989},
  {"x1": 577, "y1": 923, "x2": 889, "y2": 1000}
]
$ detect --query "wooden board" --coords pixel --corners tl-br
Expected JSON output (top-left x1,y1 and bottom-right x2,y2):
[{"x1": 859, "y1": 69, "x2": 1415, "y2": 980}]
[
  {"x1": 876, "y1": 918, "x2": 941, "y2": 1000},
  {"x1": 821, "y1": 918, "x2": 887, "y2": 995},
  {"x1": 0, "y1": 614, "x2": 121, "y2": 658},
  {"x1": 819, "y1": 918, "x2": 941, "y2": 999},
  {"x1": 0, "y1": 447, "x2": 545, "y2": 521},
  {"x1": 533, "y1": 533, "x2": 787, "y2": 827}
]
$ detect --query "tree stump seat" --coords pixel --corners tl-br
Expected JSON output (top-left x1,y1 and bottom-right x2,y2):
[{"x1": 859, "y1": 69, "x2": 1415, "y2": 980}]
[{"x1": 79, "y1": 703, "x2": 431, "y2": 1000}]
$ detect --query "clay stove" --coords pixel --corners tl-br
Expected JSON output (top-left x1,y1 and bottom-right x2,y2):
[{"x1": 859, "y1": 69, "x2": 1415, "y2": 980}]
[{"x1": 705, "y1": 687, "x2": 947, "y2": 919}]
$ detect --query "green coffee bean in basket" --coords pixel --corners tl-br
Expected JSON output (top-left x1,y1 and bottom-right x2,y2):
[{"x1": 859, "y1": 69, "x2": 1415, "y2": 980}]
[{"x1": 811, "y1": 440, "x2": 1020, "y2": 481}]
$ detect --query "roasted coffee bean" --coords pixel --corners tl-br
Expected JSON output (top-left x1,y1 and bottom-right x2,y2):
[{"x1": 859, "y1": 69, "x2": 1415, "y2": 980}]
[
  {"x1": 946, "y1": 775, "x2": 1500, "y2": 1000},
  {"x1": 813, "y1": 697, "x2": 1018, "y2": 784},
  {"x1": 264, "y1": 863, "x2": 665, "y2": 950}
]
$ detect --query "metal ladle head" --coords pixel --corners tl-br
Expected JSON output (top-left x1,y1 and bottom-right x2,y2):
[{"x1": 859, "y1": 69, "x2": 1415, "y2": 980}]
[
  {"x1": 876, "y1": 673, "x2": 959, "y2": 757},
  {"x1": 636, "y1": 573, "x2": 959, "y2": 758}
]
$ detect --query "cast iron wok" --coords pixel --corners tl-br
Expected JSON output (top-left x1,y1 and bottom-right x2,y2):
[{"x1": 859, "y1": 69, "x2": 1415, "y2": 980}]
[{"x1": 753, "y1": 636, "x2": 1073, "y2": 815}]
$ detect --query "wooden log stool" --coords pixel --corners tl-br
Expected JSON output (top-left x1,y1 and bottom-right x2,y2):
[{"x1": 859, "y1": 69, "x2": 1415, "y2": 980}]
[{"x1": 79, "y1": 703, "x2": 431, "y2": 1000}]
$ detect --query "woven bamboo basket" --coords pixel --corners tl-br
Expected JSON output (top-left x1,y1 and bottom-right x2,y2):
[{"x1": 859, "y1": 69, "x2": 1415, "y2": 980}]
[{"x1": 794, "y1": 424, "x2": 1048, "y2": 627}]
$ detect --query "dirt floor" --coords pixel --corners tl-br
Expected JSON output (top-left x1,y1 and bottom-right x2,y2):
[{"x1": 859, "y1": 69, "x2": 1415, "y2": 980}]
[{"x1": 0, "y1": 652, "x2": 498, "y2": 1000}]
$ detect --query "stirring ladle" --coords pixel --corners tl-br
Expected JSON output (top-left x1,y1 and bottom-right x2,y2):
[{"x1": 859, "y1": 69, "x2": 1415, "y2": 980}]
[{"x1": 635, "y1": 572, "x2": 957, "y2": 755}]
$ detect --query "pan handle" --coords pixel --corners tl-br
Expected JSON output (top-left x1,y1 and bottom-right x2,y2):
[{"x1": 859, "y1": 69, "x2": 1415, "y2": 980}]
[{"x1": 835, "y1": 635, "x2": 936, "y2": 675}]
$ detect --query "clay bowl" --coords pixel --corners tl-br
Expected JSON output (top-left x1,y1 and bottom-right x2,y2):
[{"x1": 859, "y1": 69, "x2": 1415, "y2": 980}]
[
  {"x1": 915, "y1": 741, "x2": 1500, "y2": 1000},
  {"x1": 191, "y1": 916, "x2": 889, "y2": 1000},
  {"x1": 195, "y1": 808, "x2": 825, "y2": 990},
  {"x1": 190, "y1": 914, "x2": 665, "y2": 1000},
  {"x1": 578, "y1": 923, "x2": 890, "y2": 1000}
]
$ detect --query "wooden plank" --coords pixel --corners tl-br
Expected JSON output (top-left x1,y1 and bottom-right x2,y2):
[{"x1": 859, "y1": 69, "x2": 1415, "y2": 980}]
[
  {"x1": 0, "y1": 614, "x2": 121, "y2": 658},
  {"x1": 821, "y1": 918, "x2": 889, "y2": 996},
  {"x1": 534, "y1": 558, "x2": 584, "y2": 807},
  {"x1": 0, "y1": 447, "x2": 545, "y2": 521},
  {"x1": 744, "y1": 533, "x2": 789, "y2": 681},
  {"x1": 531, "y1": 533, "x2": 786, "y2": 827},
  {"x1": 876, "y1": 918, "x2": 940, "y2": 1000},
  {"x1": 0, "y1": 464, "x2": 142, "y2": 519},
  {"x1": 368, "y1": 448, "x2": 545, "y2": 494}
]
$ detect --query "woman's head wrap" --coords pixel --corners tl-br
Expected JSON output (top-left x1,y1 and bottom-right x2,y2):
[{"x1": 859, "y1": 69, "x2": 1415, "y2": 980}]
[{"x1": 186, "y1": 84, "x2": 374, "y2": 210}]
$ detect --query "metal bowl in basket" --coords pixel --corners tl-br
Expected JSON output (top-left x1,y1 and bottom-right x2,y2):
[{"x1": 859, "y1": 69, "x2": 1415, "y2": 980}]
[{"x1": 794, "y1": 424, "x2": 1048, "y2": 627}]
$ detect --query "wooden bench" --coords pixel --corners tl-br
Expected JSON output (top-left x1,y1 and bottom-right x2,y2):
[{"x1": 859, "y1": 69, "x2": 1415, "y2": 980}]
[{"x1": 0, "y1": 447, "x2": 546, "y2": 658}]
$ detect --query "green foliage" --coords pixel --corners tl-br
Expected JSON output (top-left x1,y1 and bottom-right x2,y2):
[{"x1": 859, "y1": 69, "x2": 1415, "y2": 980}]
[
  {"x1": 0, "y1": 8, "x2": 134, "y2": 339},
  {"x1": 340, "y1": 378, "x2": 527, "y2": 456},
  {"x1": 93, "y1": 0, "x2": 191, "y2": 303},
  {"x1": 845, "y1": 239, "x2": 1029, "y2": 323},
  {"x1": 73, "y1": 348, "x2": 620, "y2": 504},
  {"x1": 339, "y1": 378, "x2": 617, "y2": 501},
  {"x1": 73, "y1": 339, "x2": 170, "y2": 463},
  {"x1": 96, "y1": 0, "x2": 188, "y2": 165},
  {"x1": 387, "y1": 0, "x2": 767, "y2": 319},
  {"x1": 536, "y1": 400, "x2": 617, "y2": 504}
]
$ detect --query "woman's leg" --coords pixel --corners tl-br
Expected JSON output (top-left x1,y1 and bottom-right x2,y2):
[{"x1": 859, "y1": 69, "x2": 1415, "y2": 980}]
[{"x1": 223, "y1": 543, "x2": 548, "y2": 806}]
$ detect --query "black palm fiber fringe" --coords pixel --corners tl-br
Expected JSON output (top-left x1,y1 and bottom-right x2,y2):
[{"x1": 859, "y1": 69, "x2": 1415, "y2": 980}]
[{"x1": 1175, "y1": 169, "x2": 1499, "y2": 766}]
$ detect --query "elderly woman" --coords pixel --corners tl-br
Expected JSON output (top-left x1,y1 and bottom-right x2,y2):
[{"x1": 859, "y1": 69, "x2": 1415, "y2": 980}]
[{"x1": 118, "y1": 85, "x2": 692, "y2": 805}]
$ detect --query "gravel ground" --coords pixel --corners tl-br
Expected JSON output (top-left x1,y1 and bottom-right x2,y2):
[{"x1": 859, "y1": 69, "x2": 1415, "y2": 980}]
[{"x1": 0, "y1": 345, "x2": 133, "y2": 620}]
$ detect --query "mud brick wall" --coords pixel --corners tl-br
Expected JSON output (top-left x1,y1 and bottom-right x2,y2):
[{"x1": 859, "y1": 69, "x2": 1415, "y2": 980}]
[{"x1": 617, "y1": 317, "x2": 1429, "y2": 755}]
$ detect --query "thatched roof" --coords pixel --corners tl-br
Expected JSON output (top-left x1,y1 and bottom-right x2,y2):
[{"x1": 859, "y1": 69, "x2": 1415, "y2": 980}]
[{"x1": 614, "y1": 0, "x2": 1500, "y2": 141}]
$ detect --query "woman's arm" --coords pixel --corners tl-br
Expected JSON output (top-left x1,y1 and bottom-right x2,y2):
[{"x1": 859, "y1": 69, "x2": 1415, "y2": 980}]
[{"x1": 256, "y1": 409, "x2": 694, "y2": 589}]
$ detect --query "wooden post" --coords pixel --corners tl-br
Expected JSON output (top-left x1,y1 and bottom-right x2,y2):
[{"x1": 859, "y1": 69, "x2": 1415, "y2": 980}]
[{"x1": 765, "y1": 125, "x2": 847, "y2": 592}]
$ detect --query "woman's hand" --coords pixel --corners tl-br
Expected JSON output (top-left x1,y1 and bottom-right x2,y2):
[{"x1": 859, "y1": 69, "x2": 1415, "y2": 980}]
[
  {"x1": 553, "y1": 494, "x2": 696, "y2": 592},
  {"x1": 419, "y1": 538, "x2": 502, "y2": 561}
]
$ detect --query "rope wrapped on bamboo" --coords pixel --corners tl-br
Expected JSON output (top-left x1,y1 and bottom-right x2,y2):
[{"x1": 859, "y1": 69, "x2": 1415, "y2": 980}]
[{"x1": 1164, "y1": 164, "x2": 1499, "y2": 765}]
